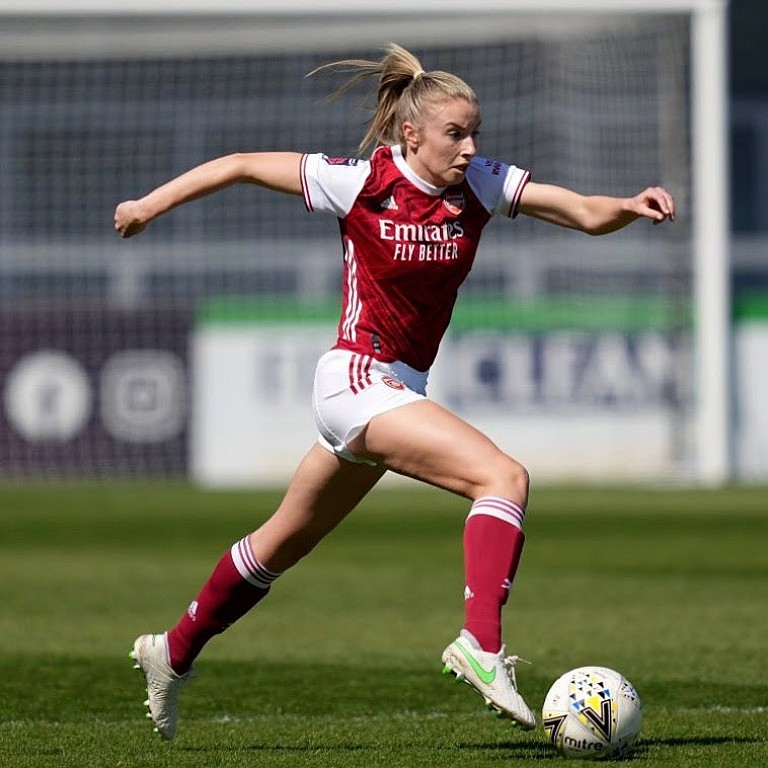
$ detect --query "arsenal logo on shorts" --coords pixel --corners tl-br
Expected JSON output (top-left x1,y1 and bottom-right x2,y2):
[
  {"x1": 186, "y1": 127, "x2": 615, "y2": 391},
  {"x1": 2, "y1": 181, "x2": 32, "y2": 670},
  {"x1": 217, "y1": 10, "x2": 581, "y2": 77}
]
[
  {"x1": 381, "y1": 375, "x2": 405, "y2": 390},
  {"x1": 443, "y1": 191, "x2": 465, "y2": 215}
]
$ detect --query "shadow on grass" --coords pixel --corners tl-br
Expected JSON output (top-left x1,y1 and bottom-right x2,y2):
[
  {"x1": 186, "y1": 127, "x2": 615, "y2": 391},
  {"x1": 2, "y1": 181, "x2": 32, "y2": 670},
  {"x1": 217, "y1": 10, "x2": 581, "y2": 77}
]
[
  {"x1": 641, "y1": 736, "x2": 767, "y2": 748},
  {"x1": 176, "y1": 740, "x2": 552, "y2": 757},
  {"x1": 178, "y1": 744, "x2": 377, "y2": 753}
]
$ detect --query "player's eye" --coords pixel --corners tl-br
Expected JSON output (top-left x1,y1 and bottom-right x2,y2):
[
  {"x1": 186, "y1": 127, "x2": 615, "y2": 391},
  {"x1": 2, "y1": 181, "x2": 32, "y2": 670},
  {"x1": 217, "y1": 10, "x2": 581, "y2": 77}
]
[{"x1": 446, "y1": 127, "x2": 480, "y2": 142}]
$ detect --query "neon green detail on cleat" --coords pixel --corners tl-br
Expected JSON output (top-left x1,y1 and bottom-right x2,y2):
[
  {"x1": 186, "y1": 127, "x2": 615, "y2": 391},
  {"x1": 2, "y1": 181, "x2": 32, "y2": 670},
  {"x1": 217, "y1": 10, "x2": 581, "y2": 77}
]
[{"x1": 453, "y1": 640, "x2": 497, "y2": 684}]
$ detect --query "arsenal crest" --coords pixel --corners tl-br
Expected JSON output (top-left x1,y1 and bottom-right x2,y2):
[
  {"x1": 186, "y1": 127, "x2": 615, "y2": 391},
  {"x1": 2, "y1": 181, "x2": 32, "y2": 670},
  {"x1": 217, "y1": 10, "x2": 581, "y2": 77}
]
[
  {"x1": 381, "y1": 375, "x2": 405, "y2": 390},
  {"x1": 443, "y1": 191, "x2": 465, "y2": 215}
]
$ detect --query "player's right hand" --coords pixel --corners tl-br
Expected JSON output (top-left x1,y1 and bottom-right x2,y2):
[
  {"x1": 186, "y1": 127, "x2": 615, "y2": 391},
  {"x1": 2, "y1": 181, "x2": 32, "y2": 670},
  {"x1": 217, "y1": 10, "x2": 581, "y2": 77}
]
[{"x1": 114, "y1": 200, "x2": 149, "y2": 238}]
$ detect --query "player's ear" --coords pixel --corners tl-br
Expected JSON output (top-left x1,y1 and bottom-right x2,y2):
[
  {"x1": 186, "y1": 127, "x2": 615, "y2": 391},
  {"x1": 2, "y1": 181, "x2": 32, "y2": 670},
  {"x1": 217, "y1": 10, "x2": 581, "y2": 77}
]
[{"x1": 402, "y1": 121, "x2": 420, "y2": 150}]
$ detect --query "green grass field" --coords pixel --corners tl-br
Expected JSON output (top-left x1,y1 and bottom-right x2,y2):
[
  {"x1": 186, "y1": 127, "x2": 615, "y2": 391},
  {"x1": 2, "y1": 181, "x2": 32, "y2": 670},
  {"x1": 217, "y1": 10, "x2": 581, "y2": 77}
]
[{"x1": 0, "y1": 482, "x2": 766, "y2": 767}]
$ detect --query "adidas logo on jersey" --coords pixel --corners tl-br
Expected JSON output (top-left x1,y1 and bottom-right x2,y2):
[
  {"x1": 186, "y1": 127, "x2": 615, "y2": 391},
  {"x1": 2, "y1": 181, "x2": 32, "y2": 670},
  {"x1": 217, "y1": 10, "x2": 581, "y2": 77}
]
[{"x1": 380, "y1": 195, "x2": 398, "y2": 211}]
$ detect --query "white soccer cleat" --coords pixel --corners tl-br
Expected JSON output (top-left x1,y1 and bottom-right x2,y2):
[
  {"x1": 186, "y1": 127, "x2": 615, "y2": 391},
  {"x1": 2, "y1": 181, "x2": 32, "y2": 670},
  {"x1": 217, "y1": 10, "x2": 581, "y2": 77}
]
[
  {"x1": 442, "y1": 629, "x2": 536, "y2": 730},
  {"x1": 129, "y1": 633, "x2": 194, "y2": 740}
]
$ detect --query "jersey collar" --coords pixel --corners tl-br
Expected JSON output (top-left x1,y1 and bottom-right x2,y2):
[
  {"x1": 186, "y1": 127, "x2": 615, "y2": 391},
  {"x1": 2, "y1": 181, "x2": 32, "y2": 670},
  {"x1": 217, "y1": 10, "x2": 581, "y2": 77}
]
[{"x1": 390, "y1": 144, "x2": 446, "y2": 196}]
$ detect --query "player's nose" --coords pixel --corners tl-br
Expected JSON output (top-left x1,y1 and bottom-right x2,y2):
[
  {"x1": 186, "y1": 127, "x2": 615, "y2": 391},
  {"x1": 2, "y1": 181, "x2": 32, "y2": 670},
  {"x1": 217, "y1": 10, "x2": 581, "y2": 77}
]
[{"x1": 462, "y1": 135, "x2": 478, "y2": 157}]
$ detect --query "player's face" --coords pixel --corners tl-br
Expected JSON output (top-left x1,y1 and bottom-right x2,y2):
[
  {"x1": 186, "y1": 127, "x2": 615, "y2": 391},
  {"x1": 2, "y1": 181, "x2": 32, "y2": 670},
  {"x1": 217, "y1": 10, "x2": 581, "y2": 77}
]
[{"x1": 403, "y1": 98, "x2": 481, "y2": 187}]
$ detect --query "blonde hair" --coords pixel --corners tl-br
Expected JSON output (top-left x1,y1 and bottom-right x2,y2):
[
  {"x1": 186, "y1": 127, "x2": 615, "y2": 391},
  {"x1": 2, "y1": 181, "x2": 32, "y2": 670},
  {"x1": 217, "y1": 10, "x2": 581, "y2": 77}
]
[{"x1": 308, "y1": 43, "x2": 478, "y2": 156}]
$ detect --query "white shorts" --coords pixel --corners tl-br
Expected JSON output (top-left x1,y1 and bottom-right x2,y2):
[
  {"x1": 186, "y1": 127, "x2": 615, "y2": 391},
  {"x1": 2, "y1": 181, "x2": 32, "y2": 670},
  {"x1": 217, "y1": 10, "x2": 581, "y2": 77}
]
[{"x1": 312, "y1": 349, "x2": 428, "y2": 465}]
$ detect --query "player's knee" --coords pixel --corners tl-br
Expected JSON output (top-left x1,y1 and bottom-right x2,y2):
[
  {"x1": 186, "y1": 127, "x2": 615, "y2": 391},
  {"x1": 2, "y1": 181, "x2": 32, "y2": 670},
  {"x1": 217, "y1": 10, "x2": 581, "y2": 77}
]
[
  {"x1": 477, "y1": 454, "x2": 529, "y2": 506},
  {"x1": 506, "y1": 457, "x2": 530, "y2": 504}
]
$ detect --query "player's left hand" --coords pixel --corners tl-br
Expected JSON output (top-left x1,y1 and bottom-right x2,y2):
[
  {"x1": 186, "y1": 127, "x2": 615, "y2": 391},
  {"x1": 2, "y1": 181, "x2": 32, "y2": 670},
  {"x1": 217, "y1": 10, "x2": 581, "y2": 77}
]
[{"x1": 629, "y1": 186, "x2": 676, "y2": 225}]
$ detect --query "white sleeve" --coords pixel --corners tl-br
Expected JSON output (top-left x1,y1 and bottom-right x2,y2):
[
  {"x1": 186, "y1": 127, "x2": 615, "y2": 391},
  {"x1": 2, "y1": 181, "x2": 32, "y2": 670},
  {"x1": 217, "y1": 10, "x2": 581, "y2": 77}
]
[
  {"x1": 465, "y1": 157, "x2": 531, "y2": 218},
  {"x1": 300, "y1": 153, "x2": 372, "y2": 218}
]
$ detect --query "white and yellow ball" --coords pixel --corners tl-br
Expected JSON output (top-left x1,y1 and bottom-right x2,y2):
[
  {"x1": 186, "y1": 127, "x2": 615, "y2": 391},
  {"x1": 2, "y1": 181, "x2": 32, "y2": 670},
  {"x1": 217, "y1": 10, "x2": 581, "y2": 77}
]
[{"x1": 542, "y1": 666, "x2": 642, "y2": 760}]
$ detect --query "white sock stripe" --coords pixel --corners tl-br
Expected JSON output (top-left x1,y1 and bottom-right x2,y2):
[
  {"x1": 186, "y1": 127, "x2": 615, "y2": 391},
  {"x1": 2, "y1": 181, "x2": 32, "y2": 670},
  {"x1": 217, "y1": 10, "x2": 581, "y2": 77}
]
[
  {"x1": 467, "y1": 506, "x2": 523, "y2": 529},
  {"x1": 237, "y1": 537, "x2": 261, "y2": 575},
  {"x1": 485, "y1": 498, "x2": 525, "y2": 528},
  {"x1": 467, "y1": 496, "x2": 526, "y2": 530},
  {"x1": 230, "y1": 537, "x2": 281, "y2": 589},
  {"x1": 475, "y1": 495, "x2": 526, "y2": 520}
]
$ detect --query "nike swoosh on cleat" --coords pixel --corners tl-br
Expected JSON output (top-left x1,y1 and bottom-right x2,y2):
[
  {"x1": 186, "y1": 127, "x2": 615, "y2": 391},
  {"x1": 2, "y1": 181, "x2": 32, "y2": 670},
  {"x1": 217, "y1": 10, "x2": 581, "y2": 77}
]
[{"x1": 454, "y1": 641, "x2": 496, "y2": 684}]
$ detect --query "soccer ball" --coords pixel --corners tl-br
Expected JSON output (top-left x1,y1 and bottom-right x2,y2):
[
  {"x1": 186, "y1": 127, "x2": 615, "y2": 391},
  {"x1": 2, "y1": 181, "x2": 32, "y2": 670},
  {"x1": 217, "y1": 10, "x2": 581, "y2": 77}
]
[{"x1": 542, "y1": 666, "x2": 642, "y2": 760}]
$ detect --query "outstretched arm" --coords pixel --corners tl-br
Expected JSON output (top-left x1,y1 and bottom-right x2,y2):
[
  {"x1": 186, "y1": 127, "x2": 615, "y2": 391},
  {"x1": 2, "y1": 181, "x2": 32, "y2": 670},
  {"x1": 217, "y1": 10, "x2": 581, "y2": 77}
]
[
  {"x1": 114, "y1": 152, "x2": 303, "y2": 238},
  {"x1": 518, "y1": 181, "x2": 675, "y2": 235}
]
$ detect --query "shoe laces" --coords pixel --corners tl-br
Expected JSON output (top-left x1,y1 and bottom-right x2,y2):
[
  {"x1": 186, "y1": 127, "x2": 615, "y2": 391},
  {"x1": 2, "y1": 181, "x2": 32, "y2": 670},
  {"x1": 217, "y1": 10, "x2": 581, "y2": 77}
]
[{"x1": 501, "y1": 655, "x2": 532, "y2": 688}]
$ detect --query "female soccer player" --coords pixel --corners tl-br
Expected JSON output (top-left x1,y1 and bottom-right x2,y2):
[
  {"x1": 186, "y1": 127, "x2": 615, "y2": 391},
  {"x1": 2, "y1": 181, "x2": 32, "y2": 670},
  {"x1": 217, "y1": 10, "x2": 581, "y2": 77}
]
[{"x1": 115, "y1": 44, "x2": 675, "y2": 740}]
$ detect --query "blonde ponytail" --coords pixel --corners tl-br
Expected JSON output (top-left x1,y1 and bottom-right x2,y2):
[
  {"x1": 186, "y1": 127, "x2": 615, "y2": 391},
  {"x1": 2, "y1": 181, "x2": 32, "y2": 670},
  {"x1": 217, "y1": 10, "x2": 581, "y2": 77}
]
[{"x1": 308, "y1": 43, "x2": 477, "y2": 156}]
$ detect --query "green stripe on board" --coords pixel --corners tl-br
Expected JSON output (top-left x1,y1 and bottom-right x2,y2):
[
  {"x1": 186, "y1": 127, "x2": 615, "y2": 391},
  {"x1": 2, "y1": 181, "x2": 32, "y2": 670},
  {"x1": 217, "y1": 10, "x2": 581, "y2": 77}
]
[
  {"x1": 198, "y1": 295, "x2": 692, "y2": 332},
  {"x1": 448, "y1": 297, "x2": 690, "y2": 332},
  {"x1": 734, "y1": 294, "x2": 768, "y2": 321}
]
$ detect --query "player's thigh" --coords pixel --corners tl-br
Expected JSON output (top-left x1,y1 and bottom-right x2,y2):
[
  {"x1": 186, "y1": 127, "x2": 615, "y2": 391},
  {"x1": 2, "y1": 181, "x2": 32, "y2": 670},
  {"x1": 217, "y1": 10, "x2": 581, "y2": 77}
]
[
  {"x1": 278, "y1": 442, "x2": 386, "y2": 524},
  {"x1": 251, "y1": 442, "x2": 386, "y2": 570},
  {"x1": 353, "y1": 399, "x2": 528, "y2": 502}
]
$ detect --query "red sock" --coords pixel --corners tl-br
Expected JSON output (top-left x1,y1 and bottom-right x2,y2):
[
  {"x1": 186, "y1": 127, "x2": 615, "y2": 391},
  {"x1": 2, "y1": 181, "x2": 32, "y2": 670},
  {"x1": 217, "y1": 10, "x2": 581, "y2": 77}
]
[
  {"x1": 166, "y1": 536, "x2": 279, "y2": 673},
  {"x1": 463, "y1": 496, "x2": 526, "y2": 654}
]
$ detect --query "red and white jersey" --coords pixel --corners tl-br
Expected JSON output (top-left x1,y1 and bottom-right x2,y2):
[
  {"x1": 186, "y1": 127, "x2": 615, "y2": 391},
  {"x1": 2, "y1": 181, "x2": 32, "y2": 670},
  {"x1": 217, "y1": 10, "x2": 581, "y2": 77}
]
[{"x1": 300, "y1": 144, "x2": 529, "y2": 371}]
